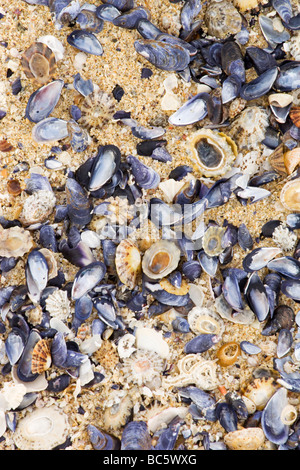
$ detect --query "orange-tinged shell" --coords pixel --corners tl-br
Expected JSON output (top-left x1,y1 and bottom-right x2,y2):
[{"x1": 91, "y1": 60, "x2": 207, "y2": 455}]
[
  {"x1": 280, "y1": 178, "x2": 300, "y2": 211},
  {"x1": 216, "y1": 342, "x2": 241, "y2": 366},
  {"x1": 242, "y1": 377, "x2": 279, "y2": 410},
  {"x1": 159, "y1": 278, "x2": 189, "y2": 295},
  {"x1": 115, "y1": 239, "x2": 141, "y2": 289},
  {"x1": 21, "y1": 42, "x2": 56, "y2": 85},
  {"x1": 284, "y1": 148, "x2": 300, "y2": 175},
  {"x1": 269, "y1": 143, "x2": 288, "y2": 176},
  {"x1": 0, "y1": 139, "x2": 14, "y2": 152},
  {"x1": 31, "y1": 339, "x2": 52, "y2": 374},
  {"x1": 224, "y1": 427, "x2": 265, "y2": 450},
  {"x1": 290, "y1": 106, "x2": 300, "y2": 128},
  {"x1": 0, "y1": 226, "x2": 33, "y2": 258}
]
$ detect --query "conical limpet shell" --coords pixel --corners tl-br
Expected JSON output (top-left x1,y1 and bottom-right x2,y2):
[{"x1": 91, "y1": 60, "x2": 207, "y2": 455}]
[
  {"x1": 280, "y1": 178, "x2": 300, "y2": 211},
  {"x1": 0, "y1": 226, "x2": 33, "y2": 258},
  {"x1": 284, "y1": 148, "x2": 300, "y2": 176},
  {"x1": 142, "y1": 240, "x2": 180, "y2": 280},
  {"x1": 115, "y1": 239, "x2": 141, "y2": 289},
  {"x1": 187, "y1": 307, "x2": 225, "y2": 336},
  {"x1": 13, "y1": 406, "x2": 69, "y2": 450}
]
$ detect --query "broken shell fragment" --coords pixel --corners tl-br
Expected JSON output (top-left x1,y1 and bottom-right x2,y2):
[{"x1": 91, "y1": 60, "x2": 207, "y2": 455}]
[
  {"x1": 19, "y1": 190, "x2": 56, "y2": 226},
  {"x1": 216, "y1": 341, "x2": 241, "y2": 366},
  {"x1": 188, "y1": 129, "x2": 237, "y2": 177},
  {"x1": 0, "y1": 226, "x2": 33, "y2": 258},
  {"x1": 202, "y1": 225, "x2": 226, "y2": 257},
  {"x1": 284, "y1": 148, "x2": 300, "y2": 176},
  {"x1": 290, "y1": 106, "x2": 300, "y2": 128},
  {"x1": 280, "y1": 179, "x2": 300, "y2": 211},
  {"x1": 115, "y1": 239, "x2": 141, "y2": 289},
  {"x1": 13, "y1": 406, "x2": 69, "y2": 450},
  {"x1": 142, "y1": 240, "x2": 181, "y2": 280},
  {"x1": 224, "y1": 427, "x2": 265, "y2": 450}
]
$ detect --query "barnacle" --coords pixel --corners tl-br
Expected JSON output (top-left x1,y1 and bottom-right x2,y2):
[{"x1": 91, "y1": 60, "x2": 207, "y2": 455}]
[
  {"x1": 272, "y1": 224, "x2": 297, "y2": 252},
  {"x1": 103, "y1": 393, "x2": 133, "y2": 430},
  {"x1": 121, "y1": 350, "x2": 164, "y2": 386},
  {"x1": 45, "y1": 289, "x2": 71, "y2": 321},
  {"x1": 79, "y1": 89, "x2": 115, "y2": 133},
  {"x1": 19, "y1": 190, "x2": 56, "y2": 226},
  {"x1": 187, "y1": 306, "x2": 225, "y2": 336},
  {"x1": 229, "y1": 106, "x2": 269, "y2": 151},
  {"x1": 188, "y1": 129, "x2": 237, "y2": 177},
  {"x1": 224, "y1": 427, "x2": 265, "y2": 450},
  {"x1": 0, "y1": 226, "x2": 33, "y2": 258},
  {"x1": 205, "y1": 0, "x2": 242, "y2": 39}
]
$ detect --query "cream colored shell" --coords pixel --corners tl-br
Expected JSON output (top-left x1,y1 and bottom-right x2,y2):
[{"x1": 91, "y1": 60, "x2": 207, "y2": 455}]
[
  {"x1": 0, "y1": 226, "x2": 33, "y2": 258},
  {"x1": 224, "y1": 427, "x2": 265, "y2": 450},
  {"x1": 142, "y1": 240, "x2": 180, "y2": 280},
  {"x1": 280, "y1": 179, "x2": 300, "y2": 211},
  {"x1": 115, "y1": 238, "x2": 141, "y2": 289},
  {"x1": 188, "y1": 128, "x2": 237, "y2": 177},
  {"x1": 19, "y1": 190, "x2": 56, "y2": 226},
  {"x1": 187, "y1": 307, "x2": 225, "y2": 336}
]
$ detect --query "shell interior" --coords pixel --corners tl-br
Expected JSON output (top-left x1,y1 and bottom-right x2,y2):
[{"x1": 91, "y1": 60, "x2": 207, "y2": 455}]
[
  {"x1": 142, "y1": 240, "x2": 180, "y2": 279},
  {"x1": 22, "y1": 43, "x2": 56, "y2": 84},
  {"x1": 280, "y1": 179, "x2": 300, "y2": 211},
  {"x1": 202, "y1": 226, "x2": 226, "y2": 257},
  {"x1": 188, "y1": 307, "x2": 225, "y2": 336}
]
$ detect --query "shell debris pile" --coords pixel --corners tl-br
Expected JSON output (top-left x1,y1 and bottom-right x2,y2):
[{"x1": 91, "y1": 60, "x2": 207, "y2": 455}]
[{"x1": 1, "y1": 0, "x2": 300, "y2": 452}]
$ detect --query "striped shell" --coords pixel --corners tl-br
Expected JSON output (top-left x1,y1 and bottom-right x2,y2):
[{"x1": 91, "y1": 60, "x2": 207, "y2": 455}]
[
  {"x1": 115, "y1": 239, "x2": 141, "y2": 289},
  {"x1": 290, "y1": 106, "x2": 300, "y2": 128},
  {"x1": 31, "y1": 339, "x2": 52, "y2": 374},
  {"x1": 280, "y1": 179, "x2": 300, "y2": 211},
  {"x1": 21, "y1": 42, "x2": 56, "y2": 85}
]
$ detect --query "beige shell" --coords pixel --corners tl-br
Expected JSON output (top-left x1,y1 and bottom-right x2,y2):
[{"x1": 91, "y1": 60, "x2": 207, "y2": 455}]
[
  {"x1": 21, "y1": 42, "x2": 56, "y2": 85},
  {"x1": 187, "y1": 306, "x2": 225, "y2": 336},
  {"x1": 19, "y1": 190, "x2": 56, "y2": 226},
  {"x1": 280, "y1": 404, "x2": 298, "y2": 426},
  {"x1": 229, "y1": 106, "x2": 269, "y2": 150},
  {"x1": 122, "y1": 350, "x2": 164, "y2": 386},
  {"x1": 0, "y1": 226, "x2": 33, "y2": 258},
  {"x1": 142, "y1": 240, "x2": 180, "y2": 280},
  {"x1": 268, "y1": 93, "x2": 293, "y2": 108},
  {"x1": 202, "y1": 225, "x2": 226, "y2": 256},
  {"x1": 13, "y1": 406, "x2": 69, "y2": 450},
  {"x1": 31, "y1": 339, "x2": 52, "y2": 374},
  {"x1": 79, "y1": 89, "x2": 115, "y2": 131},
  {"x1": 290, "y1": 106, "x2": 300, "y2": 127},
  {"x1": 224, "y1": 427, "x2": 265, "y2": 450},
  {"x1": 243, "y1": 377, "x2": 279, "y2": 410},
  {"x1": 205, "y1": 1, "x2": 242, "y2": 39},
  {"x1": 115, "y1": 239, "x2": 141, "y2": 289},
  {"x1": 269, "y1": 143, "x2": 288, "y2": 176},
  {"x1": 280, "y1": 179, "x2": 300, "y2": 211},
  {"x1": 39, "y1": 248, "x2": 58, "y2": 279},
  {"x1": 284, "y1": 148, "x2": 300, "y2": 176},
  {"x1": 159, "y1": 277, "x2": 189, "y2": 295},
  {"x1": 188, "y1": 129, "x2": 237, "y2": 177}
]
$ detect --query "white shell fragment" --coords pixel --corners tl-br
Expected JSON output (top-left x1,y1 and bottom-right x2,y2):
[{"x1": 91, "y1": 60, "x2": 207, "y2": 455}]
[
  {"x1": 13, "y1": 406, "x2": 69, "y2": 450},
  {"x1": 38, "y1": 35, "x2": 65, "y2": 61},
  {"x1": 135, "y1": 327, "x2": 170, "y2": 359}
]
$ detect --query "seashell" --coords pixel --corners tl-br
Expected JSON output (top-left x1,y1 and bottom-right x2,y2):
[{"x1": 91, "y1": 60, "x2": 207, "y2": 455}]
[
  {"x1": 259, "y1": 15, "x2": 290, "y2": 50},
  {"x1": 115, "y1": 239, "x2": 141, "y2": 289},
  {"x1": 280, "y1": 179, "x2": 300, "y2": 211},
  {"x1": 25, "y1": 79, "x2": 64, "y2": 123},
  {"x1": 268, "y1": 256, "x2": 300, "y2": 280},
  {"x1": 66, "y1": 178, "x2": 93, "y2": 227},
  {"x1": 0, "y1": 226, "x2": 33, "y2": 258},
  {"x1": 187, "y1": 307, "x2": 224, "y2": 336},
  {"x1": 272, "y1": 0, "x2": 293, "y2": 23},
  {"x1": 121, "y1": 421, "x2": 152, "y2": 450},
  {"x1": 101, "y1": 0, "x2": 134, "y2": 12},
  {"x1": 243, "y1": 377, "x2": 279, "y2": 411},
  {"x1": 216, "y1": 342, "x2": 241, "y2": 367},
  {"x1": 221, "y1": 41, "x2": 245, "y2": 82},
  {"x1": 45, "y1": 289, "x2": 71, "y2": 321},
  {"x1": 274, "y1": 62, "x2": 300, "y2": 92},
  {"x1": 283, "y1": 148, "x2": 300, "y2": 175},
  {"x1": 159, "y1": 277, "x2": 189, "y2": 296},
  {"x1": 32, "y1": 117, "x2": 69, "y2": 143},
  {"x1": 16, "y1": 329, "x2": 42, "y2": 383},
  {"x1": 39, "y1": 225, "x2": 57, "y2": 252},
  {"x1": 240, "y1": 67, "x2": 278, "y2": 101},
  {"x1": 290, "y1": 106, "x2": 300, "y2": 128},
  {"x1": 113, "y1": 6, "x2": 150, "y2": 29},
  {"x1": 76, "y1": 6, "x2": 104, "y2": 33},
  {"x1": 122, "y1": 350, "x2": 164, "y2": 386},
  {"x1": 280, "y1": 404, "x2": 297, "y2": 426},
  {"x1": 242, "y1": 246, "x2": 282, "y2": 272},
  {"x1": 229, "y1": 106, "x2": 269, "y2": 151},
  {"x1": 154, "y1": 415, "x2": 183, "y2": 450},
  {"x1": 67, "y1": 119, "x2": 90, "y2": 152},
  {"x1": 0, "y1": 139, "x2": 14, "y2": 152},
  {"x1": 88, "y1": 425, "x2": 120, "y2": 450},
  {"x1": 233, "y1": 0, "x2": 263, "y2": 11},
  {"x1": 202, "y1": 225, "x2": 226, "y2": 256},
  {"x1": 205, "y1": 0, "x2": 242, "y2": 39},
  {"x1": 67, "y1": 29, "x2": 103, "y2": 55},
  {"x1": 88, "y1": 145, "x2": 121, "y2": 192},
  {"x1": 71, "y1": 261, "x2": 106, "y2": 300},
  {"x1": 134, "y1": 39, "x2": 191, "y2": 72},
  {"x1": 26, "y1": 250, "x2": 49, "y2": 305},
  {"x1": 169, "y1": 93, "x2": 209, "y2": 127},
  {"x1": 244, "y1": 272, "x2": 269, "y2": 322},
  {"x1": 277, "y1": 328, "x2": 293, "y2": 358},
  {"x1": 96, "y1": 4, "x2": 121, "y2": 22},
  {"x1": 221, "y1": 75, "x2": 242, "y2": 104},
  {"x1": 184, "y1": 334, "x2": 220, "y2": 354},
  {"x1": 224, "y1": 427, "x2": 265, "y2": 450},
  {"x1": 7, "y1": 178, "x2": 22, "y2": 196},
  {"x1": 13, "y1": 405, "x2": 69, "y2": 450},
  {"x1": 79, "y1": 90, "x2": 115, "y2": 131},
  {"x1": 216, "y1": 402, "x2": 238, "y2": 433},
  {"x1": 39, "y1": 248, "x2": 57, "y2": 280},
  {"x1": 5, "y1": 331, "x2": 25, "y2": 366},
  {"x1": 135, "y1": 326, "x2": 170, "y2": 359},
  {"x1": 136, "y1": 18, "x2": 163, "y2": 39},
  {"x1": 188, "y1": 129, "x2": 237, "y2": 178},
  {"x1": 222, "y1": 269, "x2": 244, "y2": 312},
  {"x1": 269, "y1": 143, "x2": 288, "y2": 176},
  {"x1": 31, "y1": 339, "x2": 51, "y2": 374},
  {"x1": 142, "y1": 240, "x2": 181, "y2": 280},
  {"x1": 269, "y1": 93, "x2": 293, "y2": 109},
  {"x1": 261, "y1": 387, "x2": 289, "y2": 445},
  {"x1": 21, "y1": 42, "x2": 56, "y2": 85},
  {"x1": 126, "y1": 155, "x2": 160, "y2": 189},
  {"x1": 246, "y1": 46, "x2": 277, "y2": 76},
  {"x1": 38, "y1": 35, "x2": 65, "y2": 61},
  {"x1": 19, "y1": 190, "x2": 56, "y2": 226}
]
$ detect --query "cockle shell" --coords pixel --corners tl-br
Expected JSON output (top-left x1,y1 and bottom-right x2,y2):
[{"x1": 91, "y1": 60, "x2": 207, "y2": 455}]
[
  {"x1": 0, "y1": 226, "x2": 33, "y2": 258},
  {"x1": 269, "y1": 144, "x2": 288, "y2": 176},
  {"x1": 31, "y1": 339, "x2": 52, "y2": 374},
  {"x1": 13, "y1": 406, "x2": 69, "y2": 450},
  {"x1": 224, "y1": 427, "x2": 265, "y2": 450},
  {"x1": 280, "y1": 179, "x2": 300, "y2": 211},
  {"x1": 115, "y1": 239, "x2": 141, "y2": 289},
  {"x1": 142, "y1": 240, "x2": 180, "y2": 280},
  {"x1": 21, "y1": 42, "x2": 56, "y2": 85},
  {"x1": 188, "y1": 129, "x2": 237, "y2": 177},
  {"x1": 283, "y1": 148, "x2": 300, "y2": 175}
]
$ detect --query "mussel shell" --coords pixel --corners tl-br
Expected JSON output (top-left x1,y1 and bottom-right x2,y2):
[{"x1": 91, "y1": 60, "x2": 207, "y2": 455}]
[
  {"x1": 71, "y1": 261, "x2": 106, "y2": 300},
  {"x1": 26, "y1": 249, "x2": 49, "y2": 304},
  {"x1": 281, "y1": 279, "x2": 300, "y2": 301},
  {"x1": 5, "y1": 330, "x2": 25, "y2": 365},
  {"x1": 25, "y1": 79, "x2": 64, "y2": 123},
  {"x1": 121, "y1": 421, "x2": 152, "y2": 450},
  {"x1": 267, "y1": 256, "x2": 300, "y2": 280},
  {"x1": 274, "y1": 62, "x2": 300, "y2": 92},
  {"x1": 216, "y1": 403, "x2": 238, "y2": 433},
  {"x1": 242, "y1": 247, "x2": 282, "y2": 272},
  {"x1": 184, "y1": 334, "x2": 220, "y2": 354},
  {"x1": 88, "y1": 145, "x2": 121, "y2": 192},
  {"x1": 127, "y1": 155, "x2": 160, "y2": 189},
  {"x1": 240, "y1": 67, "x2": 278, "y2": 101},
  {"x1": 101, "y1": 0, "x2": 134, "y2": 12},
  {"x1": 261, "y1": 387, "x2": 289, "y2": 445},
  {"x1": 67, "y1": 30, "x2": 103, "y2": 55},
  {"x1": 168, "y1": 92, "x2": 209, "y2": 126},
  {"x1": 259, "y1": 15, "x2": 290, "y2": 49},
  {"x1": 221, "y1": 41, "x2": 245, "y2": 82},
  {"x1": 51, "y1": 331, "x2": 67, "y2": 368},
  {"x1": 32, "y1": 117, "x2": 69, "y2": 143},
  {"x1": 244, "y1": 272, "x2": 269, "y2": 322},
  {"x1": 134, "y1": 39, "x2": 191, "y2": 72},
  {"x1": 88, "y1": 425, "x2": 121, "y2": 450},
  {"x1": 16, "y1": 329, "x2": 42, "y2": 382},
  {"x1": 113, "y1": 7, "x2": 150, "y2": 29},
  {"x1": 271, "y1": 0, "x2": 292, "y2": 23},
  {"x1": 246, "y1": 46, "x2": 277, "y2": 75},
  {"x1": 96, "y1": 4, "x2": 121, "y2": 22}
]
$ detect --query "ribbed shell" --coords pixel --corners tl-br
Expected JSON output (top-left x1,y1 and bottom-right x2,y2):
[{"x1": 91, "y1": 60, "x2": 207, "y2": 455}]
[
  {"x1": 21, "y1": 42, "x2": 56, "y2": 84},
  {"x1": 115, "y1": 239, "x2": 141, "y2": 289},
  {"x1": 31, "y1": 339, "x2": 52, "y2": 374}
]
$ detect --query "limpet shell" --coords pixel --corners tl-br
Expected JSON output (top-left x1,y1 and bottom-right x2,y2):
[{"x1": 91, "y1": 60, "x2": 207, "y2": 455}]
[
  {"x1": 284, "y1": 148, "x2": 300, "y2": 176},
  {"x1": 13, "y1": 406, "x2": 69, "y2": 450},
  {"x1": 290, "y1": 106, "x2": 300, "y2": 128},
  {"x1": 21, "y1": 42, "x2": 56, "y2": 85},
  {"x1": 79, "y1": 89, "x2": 115, "y2": 131},
  {"x1": 280, "y1": 179, "x2": 300, "y2": 211},
  {"x1": 187, "y1": 307, "x2": 225, "y2": 336},
  {"x1": 115, "y1": 239, "x2": 141, "y2": 289},
  {"x1": 205, "y1": 0, "x2": 242, "y2": 39},
  {"x1": 31, "y1": 339, "x2": 52, "y2": 374},
  {"x1": 0, "y1": 226, "x2": 33, "y2": 258},
  {"x1": 224, "y1": 427, "x2": 265, "y2": 450},
  {"x1": 188, "y1": 129, "x2": 237, "y2": 177},
  {"x1": 121, "y1": 350, "x2": 164, "y2": 386},
  {"x1": 242, "y1": 377, "x2": 280, "y2": 410},
  {"x1": 142, "y1": 240, "x2": 180, "y2": 280},
  {"x1": 202, "y1": 226, "x2": 226, "y2": 257}
]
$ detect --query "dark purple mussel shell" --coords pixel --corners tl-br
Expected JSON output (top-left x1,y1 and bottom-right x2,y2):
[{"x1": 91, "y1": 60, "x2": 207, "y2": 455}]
[
  {"x1": 67, "y1": 30, "x2": 103, "y2": 55},
  {"x1": 240, "y1": 67, "x2": 278, "y2": 101},
  {"x1": 121, "y1": 421, "x2": 152, "y2": 450},
  {"x1": 25, "y1": 80, "x2": 64, "y2": 123},
  {"x1": 134, "y1": 39, "x2": 191, "y2": 72},
  {"x1": 88, "y1": 424, "x2": 121, "y2": 450},
  {"x1": 66, "y1": 178, "x2": 93, "y2": 227}
]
